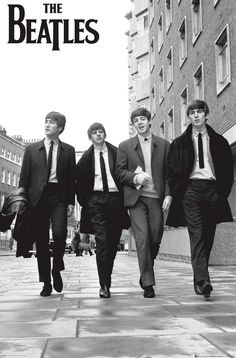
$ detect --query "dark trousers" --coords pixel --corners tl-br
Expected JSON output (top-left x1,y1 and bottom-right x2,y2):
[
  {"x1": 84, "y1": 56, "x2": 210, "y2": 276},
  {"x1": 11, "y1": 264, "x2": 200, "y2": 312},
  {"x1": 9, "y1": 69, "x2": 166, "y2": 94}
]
[
  {"x1": 87, "y1": 192, "x2": 123, "y2": 288},
  {"x1": 183, "y1": 180, "x2": 219, "y2": 283},
  {"x1": 129, "y1": 196, "x2": 163, "y2": 287},
  {"x1": 32, "y1": 184, "x2": 67, "y2": 283}
]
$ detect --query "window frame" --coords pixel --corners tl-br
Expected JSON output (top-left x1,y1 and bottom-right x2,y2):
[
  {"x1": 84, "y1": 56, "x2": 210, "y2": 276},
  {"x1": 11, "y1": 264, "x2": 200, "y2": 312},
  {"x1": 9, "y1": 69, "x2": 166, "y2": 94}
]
[
  {"x1": 158, "y1": 66, "x2": 165, "y2": 104},
  {"x1": 193, "y1": 62, "x2": 204, "y2": 99},
  {"x1": 214, "y1": 24, "x2": 231, "y2": 95},
  {"x1": 179, "y1": 17, "x2": 187, "y2": 68},
  {"x1": 191, "y1": 0, "x2": 202, "y2": 44}
]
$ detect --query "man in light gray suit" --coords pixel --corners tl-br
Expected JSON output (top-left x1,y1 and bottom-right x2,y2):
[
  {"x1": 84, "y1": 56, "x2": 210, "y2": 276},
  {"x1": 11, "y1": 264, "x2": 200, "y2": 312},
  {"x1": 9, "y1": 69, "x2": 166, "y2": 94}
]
[{"x1": 116, "y1": 108, "x2": 172, "y2": 298}]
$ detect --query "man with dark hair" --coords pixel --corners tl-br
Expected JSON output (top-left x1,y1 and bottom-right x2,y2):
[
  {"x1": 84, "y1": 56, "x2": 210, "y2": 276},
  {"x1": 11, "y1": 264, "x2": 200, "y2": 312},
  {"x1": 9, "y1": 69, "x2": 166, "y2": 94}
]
[
  {"x1": 19, "y1": 111, "x2": 75, "y2": 296},
  {"x1": 166, "y1": 99, "x2": 233, "y2": 298},
  {"x1": 75, "y1": 123, "x2": 129, "y2": 298},
  {"x1": 116, "y1": 108, "x2": 171, "y2": 298}
]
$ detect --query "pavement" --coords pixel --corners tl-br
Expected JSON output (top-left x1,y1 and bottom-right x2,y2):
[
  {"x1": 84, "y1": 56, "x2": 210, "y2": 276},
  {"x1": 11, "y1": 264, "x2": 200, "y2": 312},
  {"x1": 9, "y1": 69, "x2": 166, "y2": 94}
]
[{"x1": 0, "y1": 251, "x2": 236, "y2": 358}]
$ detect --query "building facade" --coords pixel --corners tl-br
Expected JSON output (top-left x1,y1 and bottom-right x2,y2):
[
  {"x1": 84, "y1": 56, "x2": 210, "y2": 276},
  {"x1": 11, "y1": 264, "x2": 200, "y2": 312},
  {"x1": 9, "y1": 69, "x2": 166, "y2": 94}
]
[
  {"x1": 127, "y1": 0, "x2": 236, "y2": 264},
  {"x1": 127, "y1": 0, "x2": 150, "y2": 136},
  {"x1": 0, "y1": 127, "x2": 25, "y2": 249}
]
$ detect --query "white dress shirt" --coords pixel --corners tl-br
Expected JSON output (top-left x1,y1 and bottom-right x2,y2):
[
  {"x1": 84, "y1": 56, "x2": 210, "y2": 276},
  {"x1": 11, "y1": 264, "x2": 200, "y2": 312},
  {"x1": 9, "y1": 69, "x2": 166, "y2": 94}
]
[
  {"x1": 190, "y1": 130, "x2": 216, "y2": 180},
  {"x1": 44, "y1": 138, "x2": 59, "y2": 183},
  {"x1": 93, "y1": 146, "x2": 118, "y2": 192}
]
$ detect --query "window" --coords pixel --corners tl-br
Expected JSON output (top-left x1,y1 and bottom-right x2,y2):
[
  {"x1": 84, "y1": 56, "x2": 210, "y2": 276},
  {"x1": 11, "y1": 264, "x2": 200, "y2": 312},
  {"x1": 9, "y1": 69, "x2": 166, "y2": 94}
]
[
  {"x1": 11, "y1": 152, "x2": 16, "y2": 161},
  {"x1": 194, "y1": 63, "x2": 204, "y2": 99},
  {"x1": 180, "y1": 86, "x2": 188, "y2": 132},
  {"x1": 192, "y1": 0, "x2": 202, "y2": 43},
  {"x1": 167, "y1": 47, "x2": 173, "y2": 89},
  {"x1": 0, "y1": 147, "x2": 5, "y2": 156},
  {"x1": 158, "y1": 14, "x2": 163, "y2": 52},
  {"x1": 12, "y1": 172, "x2": 16, "y2": 187},
  {"x1": 0, "y1": 194, "x2": 4, "y2": 210},
  {"x1": 1, "y1": 168, "x2": 5, "y2": 183},
  {"x1": 167, "y1": 107, "x2": 175, "y2": 142},
  {"x1": 213, "y1": 0, "x2": 220, "y2": 6},
  {"x1": 150, "y1": 37, "x2": 155, "y2": 71},
  {"x1": 17, "y1": 174, "x2": 20, "y2": 187},
  {"x1": 166, "y1": 0, "x2": 172, "y2": 33},
  {"x1": 7, "y1": 171, "x2": 11, "y2": 185},
  {"x1": 17, "y1": 155, "x2": 22, "y2": 164},
  {"x1": 144, "y1": 14, "x2": 149, "y2": 29},
  {"x1": 159, "y1": 67, "x2": 164, "y2": 104},
  {"x1": 215, "y1": 24, "x2": 231, "y2": 95},
  {"x1": 160, "y1": 121, "x2": 165, "y2": 139},
  {"x1": 150, "y1": 0, "x2": 154, "y2": 26},
  {"x1": 6, "y1": 150, "x2": 11, "y2": 159},
  {"x1": 137, "y1": 13, "x2": 149, "y2": 36},
  {"x1": 137, "y1": 55, "x2": 149, "y2": 79},
  {"x1": 151, "y1": 86, "x2": 156, "y2": 117},
  {"x1": 179, "y1": 18, "x2": 187, "y2": 67}
]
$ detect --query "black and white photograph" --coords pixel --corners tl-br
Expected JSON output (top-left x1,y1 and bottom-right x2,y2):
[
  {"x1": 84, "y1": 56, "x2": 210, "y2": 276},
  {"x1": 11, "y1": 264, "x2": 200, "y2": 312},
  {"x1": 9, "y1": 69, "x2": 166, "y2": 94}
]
[{"x1": 0, "y1": 0, "x2": 236, "y2": 357}]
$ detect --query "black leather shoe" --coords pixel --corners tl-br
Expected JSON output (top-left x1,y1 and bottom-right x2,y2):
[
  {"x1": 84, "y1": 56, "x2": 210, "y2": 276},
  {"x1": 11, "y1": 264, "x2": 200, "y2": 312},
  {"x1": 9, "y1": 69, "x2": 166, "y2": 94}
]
[
  {"x1": 143, "y1": 285, "x2": 155, "y2": 298},
  {"x1": 99, "y1": 285, "x2": 110, "y2": 298},
  {"x1": 197, "y1": 280, "x2": 213, "y2": 298},
  {"x1": 40, "y1": 283, "x2": 52, "y2": 297},
  {"x1": 52, "y1": 269, "x2": 63, "y2": 293}
]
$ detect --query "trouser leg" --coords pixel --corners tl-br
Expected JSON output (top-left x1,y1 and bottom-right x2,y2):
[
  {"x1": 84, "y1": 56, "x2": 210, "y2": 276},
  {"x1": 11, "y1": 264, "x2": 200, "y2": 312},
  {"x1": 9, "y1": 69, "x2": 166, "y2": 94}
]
[
  {"x1": 183, "y1": 181, "x2": 219, "y2": 283},
  {"x1": 129, "y1": 196, "x2": 163, "y2": 287}
]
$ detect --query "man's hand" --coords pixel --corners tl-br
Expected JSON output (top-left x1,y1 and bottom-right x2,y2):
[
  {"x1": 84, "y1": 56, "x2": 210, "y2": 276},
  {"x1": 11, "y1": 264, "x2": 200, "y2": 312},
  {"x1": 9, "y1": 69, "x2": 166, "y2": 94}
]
[
  {"x1": 162, "y1": 195, "x2": 172, "y2": 212},
  {"x1": 67, "y1": 205, "x2": 74, "y2": 217},
  {"x1": 135, "y1": 172, "x2": 151, "y2": 185}
]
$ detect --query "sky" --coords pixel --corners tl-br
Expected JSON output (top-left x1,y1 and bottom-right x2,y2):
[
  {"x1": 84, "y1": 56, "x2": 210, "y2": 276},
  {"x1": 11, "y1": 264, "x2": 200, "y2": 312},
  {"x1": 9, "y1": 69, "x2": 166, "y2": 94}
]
[{"x1": 0, "y1": 0, "x2": 133, "y2": 151}]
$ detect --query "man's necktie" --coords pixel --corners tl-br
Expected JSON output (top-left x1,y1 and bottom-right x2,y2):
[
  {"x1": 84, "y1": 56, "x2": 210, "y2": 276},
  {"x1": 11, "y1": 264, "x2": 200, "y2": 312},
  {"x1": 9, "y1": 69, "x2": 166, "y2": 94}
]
[
  {"x1": 198, "y1": 133, "x2": 204, "y2": 169},
  {"x1": 46, "y1": 141, "x2": 54, "y2": 182},
  {"x1": 99, "y1": 151, "x2": 109, "y2": 192}
]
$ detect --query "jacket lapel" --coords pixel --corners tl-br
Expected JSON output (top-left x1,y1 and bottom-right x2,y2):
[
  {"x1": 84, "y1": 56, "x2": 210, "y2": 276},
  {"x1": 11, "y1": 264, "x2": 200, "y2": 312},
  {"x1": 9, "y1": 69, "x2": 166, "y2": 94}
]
[
  {"x1": 38, "y1": 140, "x2": 47, "y2": 171},
  {"x1": 132, "y1": 135, "x2": 145, "y2": 168}
]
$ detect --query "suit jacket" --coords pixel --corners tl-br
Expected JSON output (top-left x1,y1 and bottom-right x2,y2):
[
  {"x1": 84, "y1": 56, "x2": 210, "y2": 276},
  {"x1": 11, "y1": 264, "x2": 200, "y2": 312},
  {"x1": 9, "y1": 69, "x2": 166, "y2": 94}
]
[
  {"x1": 166, "y1": 124, "x2": 233, "y2": 227},
  {"x1": 19, "y1": 139, "x2": 76, "y2": 208},
  {"x1": 116, "y1": 134, "x2": 170, "y2": 208},
  {"x1": 75, "y1": 141, "x2": 130, "y2": 233}
]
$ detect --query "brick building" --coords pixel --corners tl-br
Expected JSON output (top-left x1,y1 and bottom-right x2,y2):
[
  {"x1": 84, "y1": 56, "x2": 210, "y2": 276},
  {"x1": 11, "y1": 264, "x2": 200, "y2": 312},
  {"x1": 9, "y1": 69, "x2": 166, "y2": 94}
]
[
  {"x1": 0, "y1": 126, "x2": 25, "y2": 249},
  {"x1": 127, "y1": 0, "x2": 236, "y2": 264}
]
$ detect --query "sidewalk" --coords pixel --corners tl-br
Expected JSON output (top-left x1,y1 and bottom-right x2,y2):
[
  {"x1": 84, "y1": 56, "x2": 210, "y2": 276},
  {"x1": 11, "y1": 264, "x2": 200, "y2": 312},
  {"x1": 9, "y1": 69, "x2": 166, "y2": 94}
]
[{"x1": 0, "y1": 252, "x2": 236, "y2": 357}]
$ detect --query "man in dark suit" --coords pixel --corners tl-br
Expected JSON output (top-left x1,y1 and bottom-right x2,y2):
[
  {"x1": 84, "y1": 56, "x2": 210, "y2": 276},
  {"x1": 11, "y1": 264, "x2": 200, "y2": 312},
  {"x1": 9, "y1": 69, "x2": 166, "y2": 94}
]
[
  {"x1": 116, "y1": 108, "x2": 171, "y2": 298},
  {"x1": 166, "y1": 99, "x2": 233, "y2": 298},
  {"x1": 19, "y1": 111, "x2": 75, "y2": 296},
  {"x1": 76, "y1": 123, "x2": 129, "y2": 299}
]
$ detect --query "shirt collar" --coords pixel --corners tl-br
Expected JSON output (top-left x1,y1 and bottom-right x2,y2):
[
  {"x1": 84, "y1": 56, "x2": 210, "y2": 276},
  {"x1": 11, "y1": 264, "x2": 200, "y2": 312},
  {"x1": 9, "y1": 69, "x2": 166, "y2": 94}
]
[
  {"x1": 94, "y1": 144, "x2": 107, "y2": 154},
  {"x1": 192, "y1": 129, "x2": 207, "y2": 137},
  {"x1": 44, "y1": 138, "x2": 59, "y2": 145},
  {"x1": 138, "y1": 133, "x2": 151, "y2": 143}
]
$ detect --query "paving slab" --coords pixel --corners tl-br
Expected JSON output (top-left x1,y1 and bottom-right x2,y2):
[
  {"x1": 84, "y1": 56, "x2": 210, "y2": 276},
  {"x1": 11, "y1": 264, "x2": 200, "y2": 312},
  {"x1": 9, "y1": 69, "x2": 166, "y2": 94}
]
[
  {"x1": 0, "y1": 338, "x2": 46, "y2": 358},
  {"x1": 78, "y1": 317, "x2": 222, "y2": 337},
  {"x1": 204, "y1": 333, "x2": 236, "y2": 357},
  {"x1": 44, "y1": 335, "x2": 228, "y2": 358}
]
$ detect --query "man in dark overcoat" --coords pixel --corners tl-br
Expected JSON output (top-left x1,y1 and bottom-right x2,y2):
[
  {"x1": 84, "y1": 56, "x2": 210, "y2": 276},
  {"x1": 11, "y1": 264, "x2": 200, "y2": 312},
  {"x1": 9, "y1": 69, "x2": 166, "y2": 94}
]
[
  {"x1": 166, "y1": 99, "x2": 233, "y2": 298},
  {"x1": 19, "y1": 111, "x2": 75, "y2": 296},
  {"x1": 75, "y1": 123, "x2": 129, "y2": 298}
]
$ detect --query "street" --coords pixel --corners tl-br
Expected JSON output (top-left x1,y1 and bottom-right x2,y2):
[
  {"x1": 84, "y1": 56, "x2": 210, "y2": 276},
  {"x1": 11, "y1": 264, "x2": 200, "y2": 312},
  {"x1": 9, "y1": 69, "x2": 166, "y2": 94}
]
[{"x1": 0, "y1": 251, "x2": 236, "y2": 357}]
